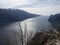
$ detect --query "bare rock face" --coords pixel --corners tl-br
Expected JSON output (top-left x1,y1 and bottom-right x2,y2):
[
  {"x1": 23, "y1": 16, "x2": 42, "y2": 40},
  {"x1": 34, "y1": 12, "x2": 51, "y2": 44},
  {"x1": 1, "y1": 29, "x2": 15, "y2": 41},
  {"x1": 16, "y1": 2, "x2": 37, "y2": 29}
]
[{"x1": 27, "y1": 29, "x2": 60, "y2": 45}]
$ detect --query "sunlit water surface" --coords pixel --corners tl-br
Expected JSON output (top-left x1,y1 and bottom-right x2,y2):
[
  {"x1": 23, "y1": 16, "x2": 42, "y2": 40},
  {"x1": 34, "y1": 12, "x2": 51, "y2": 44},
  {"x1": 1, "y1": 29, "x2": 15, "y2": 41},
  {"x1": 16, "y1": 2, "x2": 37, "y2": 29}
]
[{"x1": 0, "y1": 16, "x2": 52, "y2": 45}]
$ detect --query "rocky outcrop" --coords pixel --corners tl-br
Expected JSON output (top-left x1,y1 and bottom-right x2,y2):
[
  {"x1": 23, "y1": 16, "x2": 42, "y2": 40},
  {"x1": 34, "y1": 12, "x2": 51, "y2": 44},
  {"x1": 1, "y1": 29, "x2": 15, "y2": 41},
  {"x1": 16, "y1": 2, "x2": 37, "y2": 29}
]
[
  {"x1": 48, "y1": 13, "x2": 60, "y2": 23},
  {"x1": 27, "y1": 29, "x2": 60, "y2": 45},
  {"x1": 48, "y1": 13, "x2": 60, "y2": 30}
]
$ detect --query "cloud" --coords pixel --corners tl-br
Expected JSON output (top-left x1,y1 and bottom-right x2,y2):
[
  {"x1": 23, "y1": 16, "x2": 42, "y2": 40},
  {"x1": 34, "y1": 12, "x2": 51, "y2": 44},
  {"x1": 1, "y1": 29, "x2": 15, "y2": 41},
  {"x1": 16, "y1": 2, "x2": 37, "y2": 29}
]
[
  {"x1": 0, "y1": 0, "x2": 29, "y2": 8},
  {"x1": 15, "y1": 0, "x2": 60, "y2": 8},
  {"x1": 15, "y1": 3, "x2": 36, "y2": 8},
  {"x1": 0, "y1": 0, "x2": 60, "y2": 16},
  {"x1": 20, "y1": 6, "x2": 60, "y2": 16},
  {"x1": 0, "y1": 0, "x2": 60, "y2": 8}
]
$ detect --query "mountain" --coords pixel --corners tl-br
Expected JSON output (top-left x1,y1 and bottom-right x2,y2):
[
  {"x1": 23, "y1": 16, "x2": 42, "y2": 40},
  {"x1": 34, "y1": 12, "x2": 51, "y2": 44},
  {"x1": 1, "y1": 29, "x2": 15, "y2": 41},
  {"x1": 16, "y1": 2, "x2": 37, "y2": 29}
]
[
  {"x1": 0, "y1": 9, "x2": 39, "y2": 27},
  {"x1": 48, "y1": 13, "x2": 60, "y2": 29},
  {"x1": 48, "y1": 13, "x2": 60, "y2": 23}
]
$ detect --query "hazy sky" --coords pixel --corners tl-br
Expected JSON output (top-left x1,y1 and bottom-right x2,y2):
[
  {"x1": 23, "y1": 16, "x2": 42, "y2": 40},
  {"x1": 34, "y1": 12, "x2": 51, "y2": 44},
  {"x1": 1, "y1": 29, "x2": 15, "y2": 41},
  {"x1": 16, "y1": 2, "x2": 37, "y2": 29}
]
[{"x1": 0, "y1": 0, "x2": 60, "y2": 15}]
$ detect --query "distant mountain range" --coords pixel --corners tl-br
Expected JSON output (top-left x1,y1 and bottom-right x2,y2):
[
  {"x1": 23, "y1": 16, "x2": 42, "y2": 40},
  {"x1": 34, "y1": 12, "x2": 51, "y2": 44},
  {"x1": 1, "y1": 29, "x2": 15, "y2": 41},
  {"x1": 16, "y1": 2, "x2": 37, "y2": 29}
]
[{"x1": 0, "y1": 9, "x2": 39, "y2": 26}]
